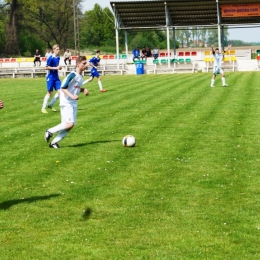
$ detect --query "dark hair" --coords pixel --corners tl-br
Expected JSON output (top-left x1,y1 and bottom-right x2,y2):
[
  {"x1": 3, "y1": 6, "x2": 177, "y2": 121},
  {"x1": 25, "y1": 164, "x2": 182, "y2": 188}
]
[
  {"x1": 215, "y1": 48, "x2": 219, "y2": 50},
  {"x1": 96, "y1": 50, "x2": 100, "y2": 53}
]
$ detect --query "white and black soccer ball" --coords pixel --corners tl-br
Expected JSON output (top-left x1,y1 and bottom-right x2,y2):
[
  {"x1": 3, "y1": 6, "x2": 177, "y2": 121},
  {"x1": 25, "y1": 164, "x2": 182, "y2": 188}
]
[{"x1": 122, "y1": 135, "x2": 136, "y2": 147}]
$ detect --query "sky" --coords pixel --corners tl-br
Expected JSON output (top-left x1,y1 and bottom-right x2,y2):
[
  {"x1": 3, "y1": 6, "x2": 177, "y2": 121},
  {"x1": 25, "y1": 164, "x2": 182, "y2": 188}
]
[{"x1": 82, "y1": 0, "x2": 260, "y2": 43}]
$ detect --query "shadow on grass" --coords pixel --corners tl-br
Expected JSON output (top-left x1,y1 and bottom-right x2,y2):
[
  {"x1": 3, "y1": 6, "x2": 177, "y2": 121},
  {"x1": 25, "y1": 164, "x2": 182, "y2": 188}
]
[
  {"x1": 67, "y1": 139, "x2": 120, "y2": 147},
  {"x1": 0, "y1": 194, "x2": 60, "y2": 210},
  {"x1": 82, "y1": 207, "x2": 92, "y2": 221}
]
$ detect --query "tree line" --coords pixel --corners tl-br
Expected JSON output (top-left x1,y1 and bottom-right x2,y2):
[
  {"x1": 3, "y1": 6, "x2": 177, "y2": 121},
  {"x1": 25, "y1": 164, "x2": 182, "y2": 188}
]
[{"x1": 0, "y1": 0, "x2": 251, "y2": 57}]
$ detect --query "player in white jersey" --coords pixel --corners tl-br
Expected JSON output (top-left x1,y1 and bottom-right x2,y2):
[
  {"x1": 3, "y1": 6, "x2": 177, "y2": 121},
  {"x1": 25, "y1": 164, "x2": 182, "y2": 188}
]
[
  {"x1": 210, "y1": 44, "x2": 231, "y2": 87},
  {"x1": 44, "y1": 56, "x2": 89, "y2": 148}
]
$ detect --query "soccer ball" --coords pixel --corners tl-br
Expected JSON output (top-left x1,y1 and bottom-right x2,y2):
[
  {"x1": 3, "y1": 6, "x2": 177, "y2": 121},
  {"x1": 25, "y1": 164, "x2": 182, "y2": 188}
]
[{"x1": 122, "y1": 135, "x2": 136, "y2": 147}]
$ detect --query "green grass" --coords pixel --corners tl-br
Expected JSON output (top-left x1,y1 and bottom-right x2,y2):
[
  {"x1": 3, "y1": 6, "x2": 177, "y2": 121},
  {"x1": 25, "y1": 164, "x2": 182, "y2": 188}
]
[{"x1": 1, "y1": 72, "x2": 260, "y2": 259}]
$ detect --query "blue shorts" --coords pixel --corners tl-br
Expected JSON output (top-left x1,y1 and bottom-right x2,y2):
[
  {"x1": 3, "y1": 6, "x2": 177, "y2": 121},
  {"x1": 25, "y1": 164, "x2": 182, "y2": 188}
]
[
  {"x1": 46, "y1": 75, "x2": 61, "y2": 92},
  {"x1": 90, "y1": 69, "x2": 100, "y2": 78}
]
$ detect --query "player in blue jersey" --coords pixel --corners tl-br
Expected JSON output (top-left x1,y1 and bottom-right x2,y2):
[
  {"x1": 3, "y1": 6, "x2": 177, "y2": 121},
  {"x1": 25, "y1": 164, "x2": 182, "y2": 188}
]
[
  {"x1": 44, "y1": 56, "x2": 89, "y2": 148},
  {"x1": 83, "y1": 50, "x2": 107, "y2": 92},
  {"x1": 210, "y1": 44, "x2": 231, "y2": 87},
  {"x1": 41, "y1": 44, "x2": 62, "y2": 113}
]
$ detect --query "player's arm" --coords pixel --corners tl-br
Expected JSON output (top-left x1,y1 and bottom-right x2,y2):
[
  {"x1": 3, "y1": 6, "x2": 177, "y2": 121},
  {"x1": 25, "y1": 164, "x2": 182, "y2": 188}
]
[
  {"x1": 80, "y1": 88, "x2": 89, "y2": 96},
  {"x1": 223, "y1": 44, "x2": 232, "y2": 53},
  {"x1": 89, "y1": 61, "x2": 97, "y2": 70},
  {"x1": 211, "y1": 45, "x2": 215, "y2": 54},
  {"x1": 45, "y1": 58, "x2": 62, "y2": 71}
]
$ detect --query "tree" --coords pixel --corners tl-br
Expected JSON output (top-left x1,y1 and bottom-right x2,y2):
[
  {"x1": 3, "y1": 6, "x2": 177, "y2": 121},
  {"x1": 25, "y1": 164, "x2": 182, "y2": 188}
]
[
  {"x1": 21, "y1": 0, "x2": 82, "y2": 52},
  {"x1": 80, "y1": 4, "x2": 115, "y2": 48},
  {"x1": 1, "y1": 0, "x2": 20, "y2": 56}
]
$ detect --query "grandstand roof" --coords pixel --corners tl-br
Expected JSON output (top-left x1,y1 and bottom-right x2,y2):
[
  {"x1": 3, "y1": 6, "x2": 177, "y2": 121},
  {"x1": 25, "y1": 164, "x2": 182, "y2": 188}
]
[{"x1": 110, "y1": 0, "x2": 260, "y2": 29}]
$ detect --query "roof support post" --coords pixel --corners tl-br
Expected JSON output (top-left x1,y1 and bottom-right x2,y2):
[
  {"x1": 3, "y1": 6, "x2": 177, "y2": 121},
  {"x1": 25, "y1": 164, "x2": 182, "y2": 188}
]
[
  {"x1": 173, "y1": 27, "x2": 176, "y2": 57},
  {"x1": 125, "y1": 31, "x2": 128, "y2": 62},
  {"x1": 113, "y1": 3, "x2": 120, "y2": 69},
  {"x1": 166, "y1": 26, "x2": 171, "y2": 68},
  {"x1": 216, "y1": 0, "x2": 221, "y2": 50},
  {"x1": 165, "y1": 2, "x2": 172, "y2": 68}
]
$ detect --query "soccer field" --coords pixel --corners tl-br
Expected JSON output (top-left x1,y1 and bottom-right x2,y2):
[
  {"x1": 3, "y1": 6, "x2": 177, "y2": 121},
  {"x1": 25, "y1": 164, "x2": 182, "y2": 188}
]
[{"x1": 0, "y1": 72, "x2": 260, "y2": 259}]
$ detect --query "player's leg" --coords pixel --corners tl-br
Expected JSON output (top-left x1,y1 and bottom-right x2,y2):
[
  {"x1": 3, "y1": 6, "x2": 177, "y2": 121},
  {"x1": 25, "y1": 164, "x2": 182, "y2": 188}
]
[
  {"x1": 211, "y1": 67, "x2": 218, "y2": 87},
  {"x1": 98, "y1": 76, "x2": 106, "y2": 92},
  {"x1": 83, "y1": 75, "x2": 94, "y2": 85},
  {"x1": 47, "y1": 106, "x2": 76, "y2": 148},
  {"x1": 94, "y1": 71, "x2": 106, "y2": 92},
  {"x1": 42, "y1": 77, "x2": 53, "y2": 113},
  {"x1": 221, "y1": 70, "x2": 228, "y2": 86},
  {"x1": 48, "y1": 79, "x2": 61, "y2": 111}
]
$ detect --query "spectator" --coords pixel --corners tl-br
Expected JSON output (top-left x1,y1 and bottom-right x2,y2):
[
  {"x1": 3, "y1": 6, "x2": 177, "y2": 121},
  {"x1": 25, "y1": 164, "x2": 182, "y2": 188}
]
[
  {"x1": 141, "y1": 47, "x2": 148, "y2": 60},
  {"x1": 153, "y1": 46, "x2": 159, "y2": 60},
  {"x1": 132, "y1": 47, "x2": 140, "y2": 62},
  {"x1": 33, "y1": 49, "x2": 41, "y2": 66},
  {"x1": 64, "y1": 49, "x2": 72, "y2": 65},
  {"x1": 0, "y1": 100, "x2": 4, "y2": 109},
  {"x1": 45, "y1": 49, "x2": 52, "y2": 59},
  {"x1": 146, "y1": 46, "x2": 152, "y2": 57}
]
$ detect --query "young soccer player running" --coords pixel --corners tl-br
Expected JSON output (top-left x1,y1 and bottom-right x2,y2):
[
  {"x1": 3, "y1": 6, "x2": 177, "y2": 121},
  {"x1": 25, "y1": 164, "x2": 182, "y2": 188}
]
[
  {"x1": 210, "y1": 44, "x2": 231, "y2": 87},
  {"x1": 83, "y1": 50, "x2": 107, "y2": 92},
  {"x1": 41, "y1": 44, "x2": 62, "y2": 113},
  {"x1": 44, "y1": 56, "x2": 89, "y2": 148}
]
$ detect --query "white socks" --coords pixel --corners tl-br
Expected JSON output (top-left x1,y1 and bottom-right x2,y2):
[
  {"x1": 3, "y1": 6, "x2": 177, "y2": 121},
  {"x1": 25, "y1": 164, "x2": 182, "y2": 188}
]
[
  {"x1": 48, "y1": 123, "x2": 67, "y2": 134},
  {"x1": 49, "y1": 93, "x2": 59, "y2": 107},
  {"x1": 83, "y1": 80, "x2": 89, "y2": 85},
  {"x1": 98, "y1": 81, "x2": 103, "y2": 90},
  {"x1": 51, "y1": 130, "x2": 69, "y2": 144},
  {"x1": 211, "y1": 79, "x2": 215, "y2": 87},
  {"x1": 222, "y1": 77, "x2": 226, "y2": 85},
  {"x1": 42, "y1": 94, "x2": 50, "y2": 109}
]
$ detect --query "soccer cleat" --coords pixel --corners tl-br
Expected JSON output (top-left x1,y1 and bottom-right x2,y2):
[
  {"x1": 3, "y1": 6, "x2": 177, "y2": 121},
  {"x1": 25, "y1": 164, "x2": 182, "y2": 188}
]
[
  {"x1": 44, "y1": 130, "x2": 52, "y2": 142},
  {"x1": 100, "y1": 89, "x2": 107, "y2": 92},
  {"x1": 49, "y1": 142, "x2": 60, "y2": 149},
  {"x1": 223, "y1": 84, "x2": 228, "y2": 87},
  {"x1": 48, "y1": 105, "x2": 57, "y2": 112},
  {"x1": 210, "y1": 85, "x2": 215, "y2": 88},
  {"x1": 41, "y1": 109, "x2": 48, "y2": 113}
]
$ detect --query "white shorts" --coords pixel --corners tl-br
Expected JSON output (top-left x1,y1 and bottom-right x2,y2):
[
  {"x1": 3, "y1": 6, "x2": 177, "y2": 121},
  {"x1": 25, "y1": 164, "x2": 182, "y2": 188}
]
[
  {"x1": 213, "y1": 66, "x2": 223, "y2": 75},
  {"x1": 60, "y1": 105, "x2": 77, "y2": 125}
]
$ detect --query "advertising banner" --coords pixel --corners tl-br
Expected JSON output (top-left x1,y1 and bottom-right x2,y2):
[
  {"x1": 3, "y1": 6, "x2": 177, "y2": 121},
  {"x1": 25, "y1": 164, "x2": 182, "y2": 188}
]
[{"x1": 222, "y1": 4, "x2": 260, "y2": 17}]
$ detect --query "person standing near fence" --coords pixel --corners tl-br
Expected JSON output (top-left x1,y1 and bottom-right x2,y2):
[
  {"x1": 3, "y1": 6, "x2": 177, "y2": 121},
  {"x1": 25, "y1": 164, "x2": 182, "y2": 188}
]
[
  {"x1": 41, "y1": 44, "x2": 62, "y2": 113},
  {"x1": 82, "y1": 50, "x2": 107, "y2": 92}
]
